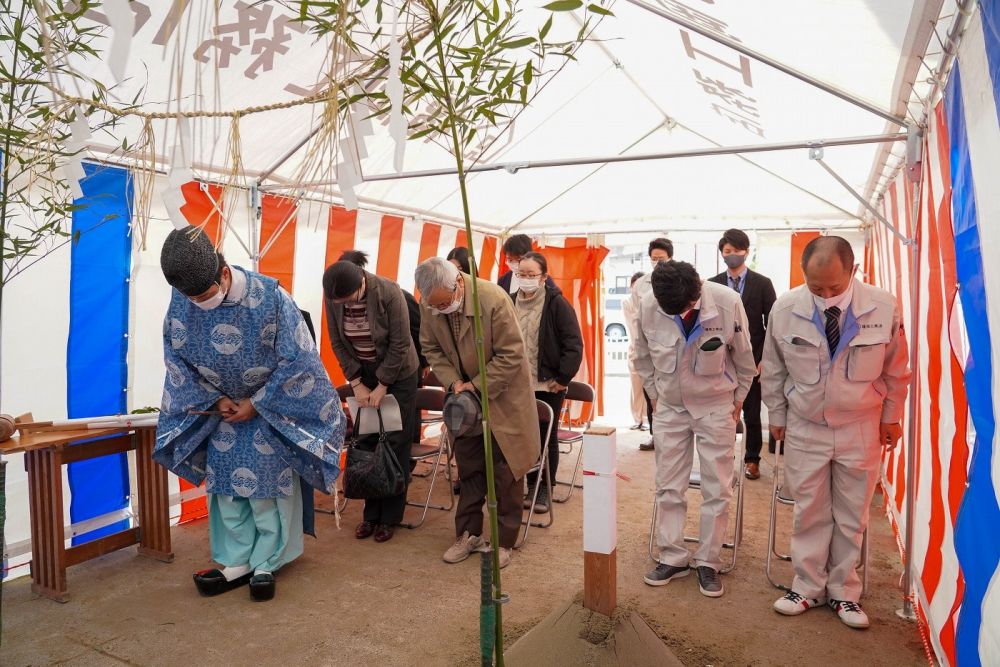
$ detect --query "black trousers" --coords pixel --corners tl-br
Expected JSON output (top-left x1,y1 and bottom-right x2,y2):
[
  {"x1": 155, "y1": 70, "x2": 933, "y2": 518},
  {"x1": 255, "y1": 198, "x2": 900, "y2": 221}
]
[
  {"x1": 357, "y1": 365, "x2": 419, "y2": 526},
  {"x1": 741, "y1": 375, "x2": 775, "y2": 464},
  {"x1": 453, "y1": 430, "x2": 523, "y2": 548},
  {"x1": 643, "y1": 388, "x2": 653, "y2": 430},
  {"x1": 527, "y1": 390, "x2": 565, "y2": 489}
]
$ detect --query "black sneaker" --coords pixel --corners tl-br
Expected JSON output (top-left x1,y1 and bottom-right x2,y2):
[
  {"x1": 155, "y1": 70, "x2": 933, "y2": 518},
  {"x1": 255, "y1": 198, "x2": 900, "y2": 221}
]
[
  {"x1": 533, "y1": 484, "x2": 550, "y2": 514},
  {"x1": 696, "y1": 566, "x2": 724, "y2": 598},
  {"x1": 639, "y1": 439, "x2": 654, "y2": 451},
  {"x1": 643, "y1": 563, "x2": 689, "y2": 586}
]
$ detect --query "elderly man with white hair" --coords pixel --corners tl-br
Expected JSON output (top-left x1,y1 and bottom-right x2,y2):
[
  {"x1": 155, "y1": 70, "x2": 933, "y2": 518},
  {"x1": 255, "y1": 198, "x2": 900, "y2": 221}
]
[{"x1": 415, "y1": 257, "x2": 539, "y2": 569}]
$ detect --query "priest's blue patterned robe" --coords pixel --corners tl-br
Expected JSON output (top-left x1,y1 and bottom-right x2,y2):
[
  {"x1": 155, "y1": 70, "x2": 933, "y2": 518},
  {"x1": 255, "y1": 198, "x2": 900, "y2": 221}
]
[{"x1": 154, "y1": 268, "x2": 344, "y2": 509}]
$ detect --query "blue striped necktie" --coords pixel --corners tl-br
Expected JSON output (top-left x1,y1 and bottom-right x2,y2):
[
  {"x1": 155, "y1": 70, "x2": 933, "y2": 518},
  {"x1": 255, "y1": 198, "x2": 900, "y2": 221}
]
[{"x1": 824, "y1": 306, "x2": 841, "y2": 355}]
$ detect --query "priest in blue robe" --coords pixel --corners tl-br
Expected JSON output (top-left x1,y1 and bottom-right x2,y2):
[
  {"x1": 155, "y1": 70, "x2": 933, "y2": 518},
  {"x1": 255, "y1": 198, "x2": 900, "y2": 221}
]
[{"x1": 155, "y1": 226, "x2": 345, "y2": 601}]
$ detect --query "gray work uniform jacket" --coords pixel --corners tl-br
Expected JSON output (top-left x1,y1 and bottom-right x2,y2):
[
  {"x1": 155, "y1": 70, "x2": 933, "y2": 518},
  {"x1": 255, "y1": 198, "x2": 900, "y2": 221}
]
[
  {"x1": 761, "y1": 279, "x2": 911, "y2": 428},
  {"x1": 633, "y1": 280, "x2": 757, "y2": 419}
]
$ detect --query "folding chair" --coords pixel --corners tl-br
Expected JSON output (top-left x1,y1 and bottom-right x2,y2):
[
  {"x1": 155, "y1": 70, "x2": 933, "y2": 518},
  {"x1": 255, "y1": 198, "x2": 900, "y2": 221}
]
[
  {"x1": 515, "y1": 399, "x2": 555, "y2": 548},
  {"x1": 647, "y1": 420, "x2": 746, "y2": 574},
  {"x1": 766, "y1": 443, "x2": 869, "y2": 594},
  {"x1": 402, "y1": 388, "x2": 456, "y2": 529},
  {"x1": 423, "y1": 369, "x2": 443, "y2": 388},
  {"x1": 412, "y1": 383, "x2": 444, "y2": 479},
  {"x1": 552, "y1": 381, "x2": 596, "y2": 504}
]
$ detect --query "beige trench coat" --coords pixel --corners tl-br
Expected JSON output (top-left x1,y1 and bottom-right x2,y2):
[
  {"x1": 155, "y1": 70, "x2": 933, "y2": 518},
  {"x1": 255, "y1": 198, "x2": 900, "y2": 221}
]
[{"x1": 420, "y1": 274, "x2": 541, "y2": 480}]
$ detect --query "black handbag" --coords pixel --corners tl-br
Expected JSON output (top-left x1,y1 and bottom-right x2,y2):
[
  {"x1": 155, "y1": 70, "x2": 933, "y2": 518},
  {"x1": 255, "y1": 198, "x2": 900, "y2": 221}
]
[{"x1": 343, "y1": 407, "x2": 407, "y2": 500}]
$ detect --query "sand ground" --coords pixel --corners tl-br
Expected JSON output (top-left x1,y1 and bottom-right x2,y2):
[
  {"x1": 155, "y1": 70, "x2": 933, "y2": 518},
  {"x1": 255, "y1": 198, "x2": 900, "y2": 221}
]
[{"x1": 1, "y1": 422, "x2": 926, "y2": 667}]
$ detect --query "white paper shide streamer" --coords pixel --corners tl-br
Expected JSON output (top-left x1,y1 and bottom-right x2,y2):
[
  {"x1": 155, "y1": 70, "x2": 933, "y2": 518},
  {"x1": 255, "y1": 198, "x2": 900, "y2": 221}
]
[
  {"x1": 336, "y1": 86, "x2": 375, "y2": 211},
  {"x1": 164, "y1": 117, "x2": 194, "y2": 230},
  {"x1": 61, "y1": 106, "x2": 92, "y2": 199},
  {"x1": 387, "y1": 10, "x2": 407, "y2": 172},
  {"x1": 103, "y1": 0, "x2": 135, "y2": 84}
]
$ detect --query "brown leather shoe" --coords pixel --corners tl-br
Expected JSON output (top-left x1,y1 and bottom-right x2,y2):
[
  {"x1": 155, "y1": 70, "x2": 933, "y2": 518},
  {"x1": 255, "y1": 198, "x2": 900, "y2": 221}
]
[
  {"x1": 373, "y1": 524, "x2": 394, "y2": 543},
  {"x1": 639, "y1": 439, "x2": 655, "y2": 451},
  {"x1": 355, "y1": 521, "x2": 375, "y2": 539},
  {"x1": 744, "y1": 462, "x2": 761, "y2": 480}
]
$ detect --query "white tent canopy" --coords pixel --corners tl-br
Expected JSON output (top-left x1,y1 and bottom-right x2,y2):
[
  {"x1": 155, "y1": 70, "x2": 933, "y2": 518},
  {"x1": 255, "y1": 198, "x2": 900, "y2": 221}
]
[{"x1": 60, "y1": 0, "x2": 951, "y2": 235}]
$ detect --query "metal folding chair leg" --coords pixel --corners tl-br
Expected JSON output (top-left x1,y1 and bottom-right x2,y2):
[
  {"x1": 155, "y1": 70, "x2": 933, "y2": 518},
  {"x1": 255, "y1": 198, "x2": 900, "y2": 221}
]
[
  {"x1": 515, "y1": 455, "x2": 554, "y2": 549},
  {"x1": 647, "y1": 423, "x2": 745, "y2": 573},
  {"x1": 402, "y1": 433, "x2": 456, "y2": 529},
  {"x1": 765, "y1": 461, "x2": 793, "y2": 591},
  {"x1": 647, "y1": 476, "x2": 743, "y2": 574},
  {"x1": 553, "y1": 439, "x2": 584, "y2": 503}
]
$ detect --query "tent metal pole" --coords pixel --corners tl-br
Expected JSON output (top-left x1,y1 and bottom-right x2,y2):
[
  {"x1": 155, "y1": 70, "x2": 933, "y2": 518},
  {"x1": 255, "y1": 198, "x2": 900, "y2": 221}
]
[
  {"x1": 815, "y1": 141, "x2": 924, "y2": 622},
  {"x1": 519, "y1": 224, "x2": 860, "y2": 235},
  {"x1": 623, "y1": 0, "x2": 907, "y2": 127},
  {"x1": 925, "y1": 0, "x2": 978, "y2": 108},
  {"x1": 813, "y1": 157, "x2": 909, "y2": 244},
  {"x1": 282, "y1": 133, "x2": 906, "y2": 187},
  {"x1": 897, "y1": 145, "x2": 925, "y2": 623},
  {"x1": 249, "y1": 183, "x2": 261, "y2": 271}
]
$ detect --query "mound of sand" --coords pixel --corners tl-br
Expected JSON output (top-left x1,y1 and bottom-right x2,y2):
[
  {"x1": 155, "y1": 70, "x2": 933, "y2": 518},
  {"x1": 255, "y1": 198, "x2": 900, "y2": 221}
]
[{"x1": 505, "y1": 598, "x2": 682, "y2": 666}]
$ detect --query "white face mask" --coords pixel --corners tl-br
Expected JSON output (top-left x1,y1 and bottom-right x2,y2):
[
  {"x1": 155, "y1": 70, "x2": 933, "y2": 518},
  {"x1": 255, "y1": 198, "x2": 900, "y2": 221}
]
[
  {"x1": 434, "y1": 286, "x2": 463, "y2": 315},
  {"x1": 813, "y1": 281, "x2": 854, "y2": 312},
  {"x1": 519, "y1": 278, "x2": 541, "y2": 293},
  {"x1": 506, "y1": 260, "x2": 520, "y2": 273},
  {"x1": 192, "y1": 284, "x2": 225, "y2": 311},
  {"x1": 438, "y1": 298, "x2": 462, "y2": 315}
]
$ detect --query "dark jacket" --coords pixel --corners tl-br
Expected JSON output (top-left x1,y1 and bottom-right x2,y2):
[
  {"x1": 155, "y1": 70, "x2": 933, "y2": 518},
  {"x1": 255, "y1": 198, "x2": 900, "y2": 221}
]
[
  {"x1": 709, "y1": 268, "x2": 777, "y2": 364},
  {"x1": 402, "y1": 289, "x2": 428, "y2": 368},
  {"x1": 324, "y1": 271, "x2": 420, "y2": 386},
  {"x1": 512, "y1": 284, "x2": 583, "y2": 386},
  {"x1": 498, "y1": 271, "x2": 557, "y2": 299},
  {"x1": 298, "y1": 309, "x2": 316, "y2": 343}
]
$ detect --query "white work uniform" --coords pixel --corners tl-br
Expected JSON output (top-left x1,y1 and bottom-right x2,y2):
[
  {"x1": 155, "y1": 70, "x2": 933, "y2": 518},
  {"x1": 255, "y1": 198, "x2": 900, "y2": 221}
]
[
  {"x1": 761, "y1": 279, "x2": 910, "y2": 601},
  {"x1": 624, "y1": 272, "x2": 653, "y2": 337},
  {"x1": 622, "y1": 286, "x2": 646, "y2": 423},
  {"x1": 633, "y1": 281, "x2": 756, "y2": 570}
]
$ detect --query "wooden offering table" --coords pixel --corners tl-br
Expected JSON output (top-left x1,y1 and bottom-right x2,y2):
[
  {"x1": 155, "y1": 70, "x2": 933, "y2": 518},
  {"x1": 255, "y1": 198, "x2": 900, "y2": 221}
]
[{"x1": 1, "y1": 424, "x2": 172, "y2": 602}]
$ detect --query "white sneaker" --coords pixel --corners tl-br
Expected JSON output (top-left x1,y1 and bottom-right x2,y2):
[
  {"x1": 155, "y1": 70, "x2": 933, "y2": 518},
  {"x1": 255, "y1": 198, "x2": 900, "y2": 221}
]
[
  {"x1": 773, "y1": 591, "x2": 826, "y2": 616},
  {"x1": 498, "y1": 547, "x2": 511, "y2": 569},
  {"x1": 443, "y1": 531, "x2": 484, "y2": 564},
  {"x1": 829, "y1": 599, "x2": 870, "y2": 629}
]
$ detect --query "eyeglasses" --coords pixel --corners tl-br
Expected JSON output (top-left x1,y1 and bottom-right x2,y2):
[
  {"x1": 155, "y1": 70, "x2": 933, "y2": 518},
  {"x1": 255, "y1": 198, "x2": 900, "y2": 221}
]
[
  {"x1": 427, "y1": 284, "x2": 460, "y2": 310},
  {"x1": 515, "y1": 272, "x2": 542, "y2": 279}
]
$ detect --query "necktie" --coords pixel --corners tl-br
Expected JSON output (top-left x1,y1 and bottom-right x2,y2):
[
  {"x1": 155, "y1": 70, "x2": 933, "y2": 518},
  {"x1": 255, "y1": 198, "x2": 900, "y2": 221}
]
[
  {"x1": 731, "y1": 276, "x2": 742, "y2": 293},
  {"x1": 824, "y1": 306, "x2": 841, "y2": 355},
  {"x1": 683, "y1": 308, "x2": 700, "y2": 337}
]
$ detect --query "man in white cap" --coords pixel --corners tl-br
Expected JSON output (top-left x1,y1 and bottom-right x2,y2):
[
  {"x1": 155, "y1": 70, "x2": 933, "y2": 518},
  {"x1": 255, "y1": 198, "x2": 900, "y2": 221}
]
[
  {"x1": 763, "y1": 235, "x2": 910, "y2": 629},
  {"x1": 155, "y1": 226, "x2": 345, "y2": 601}
]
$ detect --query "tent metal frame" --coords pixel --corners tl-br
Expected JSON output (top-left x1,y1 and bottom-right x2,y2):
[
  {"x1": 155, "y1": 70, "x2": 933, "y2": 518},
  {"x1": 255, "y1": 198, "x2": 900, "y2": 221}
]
[
  {"x1": 529, "y1": 16, "x2": 861, "y2": 229},
  {"x1": 270, "y1": 132, "x2": 906, "y2": 189},
  {"x1": 860, "y1": 0, "x2": 946, "y2": 211}
]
